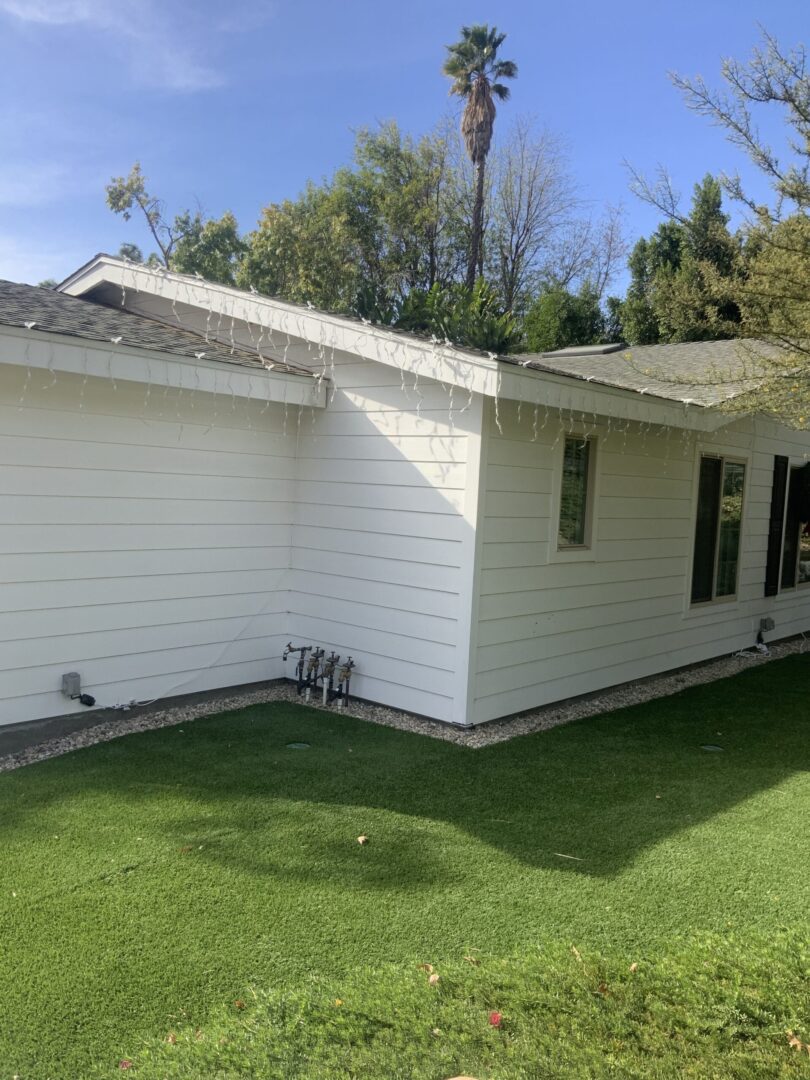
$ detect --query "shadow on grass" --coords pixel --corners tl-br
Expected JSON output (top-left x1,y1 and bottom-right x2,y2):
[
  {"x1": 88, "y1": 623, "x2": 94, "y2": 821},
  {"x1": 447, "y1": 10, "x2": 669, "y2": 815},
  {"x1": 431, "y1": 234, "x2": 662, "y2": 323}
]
[{"x1": 2, "y1": 654, "x2": 809, "y2": 882}]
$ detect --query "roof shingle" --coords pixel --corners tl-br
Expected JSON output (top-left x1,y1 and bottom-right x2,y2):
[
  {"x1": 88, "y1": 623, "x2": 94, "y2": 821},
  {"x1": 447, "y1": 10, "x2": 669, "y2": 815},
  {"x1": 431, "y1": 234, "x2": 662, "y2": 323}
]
[
  {"x1": 0, "y1": 279, "x2": 313, "y2": 377},
  {"x1": 508, "y1": 338, "x2": 782, "y2": 407}
]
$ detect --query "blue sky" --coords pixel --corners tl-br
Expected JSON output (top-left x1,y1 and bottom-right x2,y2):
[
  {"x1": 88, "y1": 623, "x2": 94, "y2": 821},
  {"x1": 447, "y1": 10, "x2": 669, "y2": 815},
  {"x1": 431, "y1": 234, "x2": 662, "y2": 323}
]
[{"x1": 0, "y1": 0, "x2": 804, "y2": 288}]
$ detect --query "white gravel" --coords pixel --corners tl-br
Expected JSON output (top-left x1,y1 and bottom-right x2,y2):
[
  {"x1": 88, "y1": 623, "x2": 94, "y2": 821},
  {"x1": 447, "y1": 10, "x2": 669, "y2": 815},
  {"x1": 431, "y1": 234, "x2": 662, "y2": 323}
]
[{"x1": 1, "y1": 637, "x2": 806, "y2": 773}]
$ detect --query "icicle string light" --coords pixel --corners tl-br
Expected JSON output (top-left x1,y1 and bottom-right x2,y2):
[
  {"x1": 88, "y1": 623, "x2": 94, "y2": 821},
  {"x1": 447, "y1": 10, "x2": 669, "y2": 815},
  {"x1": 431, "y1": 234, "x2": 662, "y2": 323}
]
[
  {"x1": 493, "y1": 363, "x2": 503, "y2": 435},
  {"x1": 13, "y1": 263, "x2": 726, "y2": 543}
]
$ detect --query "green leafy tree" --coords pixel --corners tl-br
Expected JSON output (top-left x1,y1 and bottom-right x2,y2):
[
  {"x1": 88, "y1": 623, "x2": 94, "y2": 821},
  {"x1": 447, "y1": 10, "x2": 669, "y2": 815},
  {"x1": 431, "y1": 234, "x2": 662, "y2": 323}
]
[
  {"x1": 241, "y1": 123, "x2": 467, "y2": 312},
  {"x1": 443, "y1": 25, "x2": 517, "y2": 288},
  {"x1": 523, "y1": 283, "x2": 605, "y2": 352},
  {"x1": 671, "y1": 30, "x2": 810, "y2": 425},
  {"x1": 603, "y1": 295, "x2": 625, "y2": 342},
  {"x1": 172, "y1": 211, "x2": 245, "y2": 285},
  {"x1": 106, "y1": 163, "x2": 244, "y2": 283},
  {"x1": 335, "y1": 124, "x2": 466, "y2": 304},
  {"x1": 106, "y1": 163, "x2": 182, "y2": 268},
  {"x1": 118, "y1": 242, "x2": 145, "y2": 263},
  {"x1": 620, "y1": 175, "x2": 743, "y2": 344},
  {"x1": 395, "y1": 279, "x2": 520, "y2": 353},
  {"x1": 239, "y1": 181, "x2": 366, "y2": 309}
]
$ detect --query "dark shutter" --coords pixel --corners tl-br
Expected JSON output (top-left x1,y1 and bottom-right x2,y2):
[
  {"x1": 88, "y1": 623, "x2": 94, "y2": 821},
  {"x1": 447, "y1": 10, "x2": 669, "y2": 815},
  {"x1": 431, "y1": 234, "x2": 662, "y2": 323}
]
[
  {"x1": 765, "y1": 455, "x2": 789, "y2": 596},
  {"x1": 691, "y1": 456, "x2": 722, "y2": 603}
]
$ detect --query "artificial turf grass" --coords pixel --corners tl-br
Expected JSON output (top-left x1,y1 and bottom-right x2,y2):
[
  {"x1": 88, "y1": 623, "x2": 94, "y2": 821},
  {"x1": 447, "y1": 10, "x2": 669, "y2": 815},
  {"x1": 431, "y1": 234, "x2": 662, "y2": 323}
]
[
  {"x1": 0, "y1": 654, "x2": 809, "y2": 1077},
  {"x1": 91, "y1": 934, "x2": 810, "y2": 1079}
]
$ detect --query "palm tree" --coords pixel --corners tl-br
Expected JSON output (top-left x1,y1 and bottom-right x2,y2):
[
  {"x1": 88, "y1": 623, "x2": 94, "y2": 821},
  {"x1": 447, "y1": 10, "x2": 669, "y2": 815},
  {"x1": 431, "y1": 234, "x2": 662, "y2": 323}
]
[{"x1": 443, "y1": 25, "x2": 517, "y2": 289}]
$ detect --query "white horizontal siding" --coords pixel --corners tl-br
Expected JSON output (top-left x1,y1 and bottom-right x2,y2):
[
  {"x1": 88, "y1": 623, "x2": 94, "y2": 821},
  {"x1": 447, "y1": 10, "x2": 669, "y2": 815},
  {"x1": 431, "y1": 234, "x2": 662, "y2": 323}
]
[
  {"x1": 287, "y1": 350, "x2": 476, "y2": 724},
  {"x1": 471, "y1": 402, "x2": 810, "y2": 724},
  {"x1": 0, "y1": 363, "x2": 296, "y2": 726},
  {"x1": 43, "y1": 292, "x2": 479, "y2": 726}
]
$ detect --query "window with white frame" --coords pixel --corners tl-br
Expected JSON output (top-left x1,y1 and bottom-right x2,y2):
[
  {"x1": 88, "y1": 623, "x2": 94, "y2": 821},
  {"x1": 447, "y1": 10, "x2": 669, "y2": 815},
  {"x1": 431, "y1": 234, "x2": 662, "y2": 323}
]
[
  {"x1": 690, "y1": 455, "x2": 746, "y2": 604},
  {"x1": 558, "y1": 436, "x2": 595, "y2": 548}
]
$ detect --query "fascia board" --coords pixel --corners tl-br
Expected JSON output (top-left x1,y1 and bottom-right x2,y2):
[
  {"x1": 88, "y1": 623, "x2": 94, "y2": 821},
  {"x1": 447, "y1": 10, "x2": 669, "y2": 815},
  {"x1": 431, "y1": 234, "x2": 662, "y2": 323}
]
[
  {"x1": 59, "y1": 257, "x2": 741, "y2": 431},
  {"x1": 496, "y1": 364, "x2": 730, "y2": 433},
  {"x1": 0, "y1": 325, "x2": 326, "y2": 408},
  {"x1": 59, "y1": 258, "x2": 502, "y2": 394}
]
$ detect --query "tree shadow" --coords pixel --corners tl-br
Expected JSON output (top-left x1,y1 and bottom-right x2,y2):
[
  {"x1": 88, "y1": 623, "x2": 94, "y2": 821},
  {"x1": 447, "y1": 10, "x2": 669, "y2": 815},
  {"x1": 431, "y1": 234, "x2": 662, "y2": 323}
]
[{"x1": 2, "y1": 654, "x2": 808, "y2": 887}]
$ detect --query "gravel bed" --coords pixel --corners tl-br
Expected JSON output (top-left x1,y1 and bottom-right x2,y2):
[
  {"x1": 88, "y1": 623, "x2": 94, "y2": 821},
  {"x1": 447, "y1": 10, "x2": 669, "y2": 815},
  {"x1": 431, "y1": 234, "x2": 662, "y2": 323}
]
[{"x1": 1, "y1": 637, "x2": 806, "y2": 773}]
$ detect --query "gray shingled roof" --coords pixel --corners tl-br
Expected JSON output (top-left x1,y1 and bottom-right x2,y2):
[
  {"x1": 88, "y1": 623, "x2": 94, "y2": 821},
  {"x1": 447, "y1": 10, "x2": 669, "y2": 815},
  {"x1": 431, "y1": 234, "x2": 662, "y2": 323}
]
[
  {"x1": 59, "y1": 254, "x2": 504, "y2": 361},
  {"x1": 507, "y1": 338, "x2": 783, "y2": 407},
  {"x1": 0, "y1": 279, "x2": 313, "y2": 377},
  {"x1": 51, "y1": 256, "x2": 791, "y2": 408}
]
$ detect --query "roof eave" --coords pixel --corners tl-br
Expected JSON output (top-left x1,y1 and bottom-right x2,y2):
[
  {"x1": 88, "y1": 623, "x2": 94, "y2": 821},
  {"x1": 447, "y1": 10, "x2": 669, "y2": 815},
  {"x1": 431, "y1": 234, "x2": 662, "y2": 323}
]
[{"x1": 0, "y1": 322, "x2": 326, "y2": 408}]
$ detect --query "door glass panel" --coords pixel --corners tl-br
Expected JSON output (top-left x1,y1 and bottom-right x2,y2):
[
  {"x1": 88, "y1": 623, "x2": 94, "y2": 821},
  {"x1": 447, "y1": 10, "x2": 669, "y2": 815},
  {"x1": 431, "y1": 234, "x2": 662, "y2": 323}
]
[
  {"x1": 782, "y1": 471, "x2": 802, "y2": 589},
  {"x1": 715, "y1": 461, "x2": 745, "y2": 597},
  {"x1": 691, "y1": 457, "x2": 722, "y2": 603},
  {"x1": 799, "y1": 528, "x2": 810, "y2": 584}
]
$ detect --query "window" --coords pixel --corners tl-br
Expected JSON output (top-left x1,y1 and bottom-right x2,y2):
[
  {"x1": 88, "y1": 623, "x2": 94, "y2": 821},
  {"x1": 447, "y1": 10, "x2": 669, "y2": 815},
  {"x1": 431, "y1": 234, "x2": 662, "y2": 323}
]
[
  {"x1": 558, "y1": 436, "x2": 594, "y2": 548},
  {"x1": 780, "y1": 466, "x2": 810, "y2": 589},
  {"x1": 691, "y1": 455, "x2": 746, "y2": 604}
]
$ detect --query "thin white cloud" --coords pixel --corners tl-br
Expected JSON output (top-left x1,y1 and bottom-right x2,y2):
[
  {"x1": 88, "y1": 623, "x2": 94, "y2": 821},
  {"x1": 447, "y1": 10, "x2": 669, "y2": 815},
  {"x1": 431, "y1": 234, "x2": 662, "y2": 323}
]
[
  {"x1": 0, "y1": 1, "x2": 95, "y2": 22},
  {"x1": 0, "y1": 0, "x2": 224, "y2": 91},
  {"x1": 0, "y1": 162, "x2": 71, "y2": 207},
  {"x1": 0, "y1": 232, "x2": 84, "y2": 285}
]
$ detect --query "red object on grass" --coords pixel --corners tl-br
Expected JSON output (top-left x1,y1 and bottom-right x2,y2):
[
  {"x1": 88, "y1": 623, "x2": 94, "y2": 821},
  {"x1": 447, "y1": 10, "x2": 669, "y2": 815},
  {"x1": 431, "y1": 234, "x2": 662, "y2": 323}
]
[
  {"x1": 488, "y1": 1011, "x2": 502, "y2": 1027},
  {"x1": 119, "y1": 1062, "x2": 133, "y2": 1070}
]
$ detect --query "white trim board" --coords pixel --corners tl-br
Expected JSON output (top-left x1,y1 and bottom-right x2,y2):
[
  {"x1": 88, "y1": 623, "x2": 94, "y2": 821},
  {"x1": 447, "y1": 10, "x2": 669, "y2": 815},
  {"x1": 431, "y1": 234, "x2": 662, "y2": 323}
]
[
  {"x1": 61, "y1": 256, "x2": 735, "y2": 432},
  {"x1": 0, "y1": 325, "x2": 326, "y2": 408}
]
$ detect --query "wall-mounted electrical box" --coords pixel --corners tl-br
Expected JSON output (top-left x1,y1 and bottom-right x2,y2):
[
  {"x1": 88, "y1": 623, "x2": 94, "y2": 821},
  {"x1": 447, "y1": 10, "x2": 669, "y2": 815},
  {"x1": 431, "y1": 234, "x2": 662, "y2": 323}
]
[{"x1": 61, "y1": 672, "x2": 82, "y2": 698}]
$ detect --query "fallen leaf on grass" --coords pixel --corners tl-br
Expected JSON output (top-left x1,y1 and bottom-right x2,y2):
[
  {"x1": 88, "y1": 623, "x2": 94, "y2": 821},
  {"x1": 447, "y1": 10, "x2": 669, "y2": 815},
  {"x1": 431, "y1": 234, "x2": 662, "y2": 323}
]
[
  {"x1": 431, "y1": 1027, "x2": 442, "y2": 1037},
  {"x1": 417, "y1": 963, "x2": 434, "y2": 973},
  {"x1": 178, "y1": 845, "x2": 193, "y2": 854},
  {"x1": 357, "y1": 835, "x2": 368, "y2": 845},
  {"x1": 571, "y1": 946, "x2": 583, "y2": 963},
  {"x1": 234, "y1": 1000, "x2": 246, "y2": 1010},
  {"x1": 165, "y1": 1033, "x2": 177, "y2": 1044},
  {"x1": 787, "y1": 1031, "x2": 810, "y2": 1055},
  {"x1": 464, "y1": 955, "x2": 480, "y2": 966},
  {"x1": 334, "y1": 999, "x2": 343, "y2": 1007},
  {"x1": 119, "y1": 1062, "x2": 132, "y2": 1071},
  {"x1": 428, "y1": 973, "x2": 441, "y2": 986},
  {"x1": 629, "y1": 963, "x2": 638, "y2": 973},
  {"x1": 596, "y1": 982, "x2": 609, "y2": 996}
]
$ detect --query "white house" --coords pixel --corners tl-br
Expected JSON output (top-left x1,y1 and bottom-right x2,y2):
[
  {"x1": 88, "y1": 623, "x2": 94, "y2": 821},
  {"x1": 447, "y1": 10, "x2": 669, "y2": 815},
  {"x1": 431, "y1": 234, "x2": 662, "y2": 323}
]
[{"x1": 2, "y1": 254, "x2": 809, "y2": 728}]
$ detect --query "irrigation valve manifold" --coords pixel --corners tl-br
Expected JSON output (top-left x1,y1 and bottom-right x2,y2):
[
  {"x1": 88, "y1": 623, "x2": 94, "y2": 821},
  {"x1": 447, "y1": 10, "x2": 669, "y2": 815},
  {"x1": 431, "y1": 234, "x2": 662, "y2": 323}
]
[{"x1": 282, "y1": 644, "x2": 357, "y2": 709}]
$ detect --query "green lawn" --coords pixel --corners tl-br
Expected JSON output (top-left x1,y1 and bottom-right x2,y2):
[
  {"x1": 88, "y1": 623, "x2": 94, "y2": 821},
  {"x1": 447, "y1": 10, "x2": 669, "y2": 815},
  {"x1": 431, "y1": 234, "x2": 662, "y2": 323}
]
[{"x1": 1, "y1": 657, "x2": 809, "y2": 1078}]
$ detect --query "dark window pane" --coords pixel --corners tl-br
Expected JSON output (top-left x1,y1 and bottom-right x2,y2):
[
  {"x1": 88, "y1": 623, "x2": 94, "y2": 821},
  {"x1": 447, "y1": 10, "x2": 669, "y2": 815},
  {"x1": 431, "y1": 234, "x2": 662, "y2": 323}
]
[
  {"x1": 559, "y1": 437, "x2": 590, "y2": 546},
  {"x1": 691, "y1": 457, "x2": 722, "y2": 603},
  {"x1": 781, "y1": 468, "x2": 810, "y2": 587},
  {"x1": 715, "y1": 461, "x2": 745, "y2": 597},
  {"x1": 765, "y1": 456, "x2": 789, "y2": 597},
  {"x1": 799, "y1": 527, "x2": 810, "y2": 584}
]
